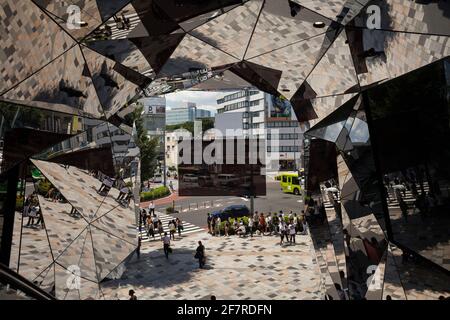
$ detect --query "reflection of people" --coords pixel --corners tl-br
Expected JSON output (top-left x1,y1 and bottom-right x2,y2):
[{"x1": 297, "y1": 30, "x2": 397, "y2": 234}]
[
  {"x1": 117, "y1": 186, "x2": 129, "y2": 200},
  {"x1": 399, "y1": 199, "x2": 408, "y2": 222},
  {"x1": 98, "y1": 177, "x2": 113, "y2": 194}
]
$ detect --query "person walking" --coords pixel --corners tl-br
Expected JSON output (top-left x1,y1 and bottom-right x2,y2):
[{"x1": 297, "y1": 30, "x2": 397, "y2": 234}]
[
  {"x1": 176, "y1": 217, "x2": 183, "y2": 237},
  {"x1": 289, "y1": 222, "x2": 296, "y2": 244},
  {"x1": 279, "y1": 221, "x2": 286, "y2": 245},
  {"x1": 157, "y1": 220, "x2": 164, "y2": 240},
  {"x1": 211, "y1": 216, "x2": 216, "y2": 236},
  {"x1": 195, "y1": 241, "x2": 205, "y2": 268},
  {"x1": 26, "y1": 205, "x2": 38, "y2": 226},
  {"x1": 399, "y1": 198, "x2": 409, "y2": 222},
  {"x1": 248, "y1": 216, "x2": 254, "y2": 237},
  {"x1": 169, "y1": 220, "x2": 176, "y2": 240},
  {"x1": 35, "y1": 208, "x2": 44, "y2": 229},
  {"x1": 162, "y1": 232, "x2": 171, "y2": 259},
  {"x1": 273, "y1": 214, "x2": 279, "y2": 235},
  {"x1": 215, "y1": 216, "x2": 221, "y2": 236},
  {"x1": 259, "y1": 213, "x2": 266, "y2": 236},
  {"x1": 148, "y1": 201, "x2": 155, "y2": 215},
  {"x1": 136, "y1": 237, "x2": 141, "y2": 259},
  {"x1": 117, "y1": 185, "x2": 129, "y2": 201},
  {"x1": 207, "y1": 213, "x2": 212, "y2": 234},
  {"x1": 153, "y1": 213, "x2": 159, "y2": 229},
  {"x1": 224, "y1": 220, "x2": 229, "y2": 236},
  {"x1": 147, "y1": 217, "x2": 155, "y2": 240},
  {"x1": 141, "y1": 209, "x2": 148, "y2": 228},
  {"x1": 266, "y1": 213, "x2": 272, "y2": 235}
]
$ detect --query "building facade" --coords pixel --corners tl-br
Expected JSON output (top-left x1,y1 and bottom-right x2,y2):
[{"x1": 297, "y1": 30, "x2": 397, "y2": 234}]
[
  {"x1": 138, "y1": 96, "x2": 166, "y2": 162},
  {"x1": 166, "y1": 102, "x2": 212, "y2": 125},
  {"x1": 216, "y1": 89, "x2": 303, "y2": 171}
]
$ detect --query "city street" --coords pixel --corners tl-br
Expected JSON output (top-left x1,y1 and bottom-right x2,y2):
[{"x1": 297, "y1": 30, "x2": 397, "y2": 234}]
[{"x1": 144, "y1": 179, "x2": 304, "y2": 229}]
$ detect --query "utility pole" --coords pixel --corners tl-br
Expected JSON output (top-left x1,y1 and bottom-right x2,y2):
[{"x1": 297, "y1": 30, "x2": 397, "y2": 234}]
[
  {"x1": 246, "y1": 87, "x2": 255, "y2": 215},
  {"x1": 163, "y1": 107, "x2": 167, "y2": 188}
]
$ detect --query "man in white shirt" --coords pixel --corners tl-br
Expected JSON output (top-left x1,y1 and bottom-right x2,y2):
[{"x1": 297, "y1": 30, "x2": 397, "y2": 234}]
[
  {"x1": 216, "y1": 217, "x2": 221, "y2": 236},
  {"x1": 248, "y1": 217, "x2": 254, "y2": 237},
  {"x1": 149, "y1": 201, "x2": 155, "y2": 215},
  {"x1": 266, "y1": 215, "x2": 272, "y2": 235}
]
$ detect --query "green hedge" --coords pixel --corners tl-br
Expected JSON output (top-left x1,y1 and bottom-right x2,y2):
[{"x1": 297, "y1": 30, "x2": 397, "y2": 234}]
[{"x1": 140, "y1": 186, "x2": 170, "y2": 201}]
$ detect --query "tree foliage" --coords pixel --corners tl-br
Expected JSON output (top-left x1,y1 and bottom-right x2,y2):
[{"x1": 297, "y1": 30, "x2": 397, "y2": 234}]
[
  {"x1": 166, "y1": 117, "x2": 214, "y2": 134},
  {"x1": 129, "y1": 103, "x2": 159, "y2": 182}
]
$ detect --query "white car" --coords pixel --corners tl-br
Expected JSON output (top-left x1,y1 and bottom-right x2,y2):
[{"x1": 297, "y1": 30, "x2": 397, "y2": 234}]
[{"x1": 152, "y1": 174, "x2": 162, "y2": 183}]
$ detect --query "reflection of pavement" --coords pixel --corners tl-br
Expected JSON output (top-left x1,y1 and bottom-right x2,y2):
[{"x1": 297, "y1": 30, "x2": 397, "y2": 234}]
[
  {"x1": 389, "y1": 206, "x2": 450, "y2": 271},
  {"x1": 101, "y1": 232, "x2": 323, "y2": 300}
]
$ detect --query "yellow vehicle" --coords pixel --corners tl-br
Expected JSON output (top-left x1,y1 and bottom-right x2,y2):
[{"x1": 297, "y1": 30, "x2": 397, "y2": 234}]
[{"x1": 280, "y1": 172, "x2": 302, "y2": 195}]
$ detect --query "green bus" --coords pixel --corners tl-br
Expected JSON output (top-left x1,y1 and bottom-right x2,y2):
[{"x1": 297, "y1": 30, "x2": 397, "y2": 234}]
[{"x1": 279, "y1": 172, "x2": 302, "y2": 195}]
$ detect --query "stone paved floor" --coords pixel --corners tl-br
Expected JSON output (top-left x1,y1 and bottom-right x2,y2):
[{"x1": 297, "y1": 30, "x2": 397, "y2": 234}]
[{"x1": 101, "y1": 232, "x2": 323, "y2": 300}]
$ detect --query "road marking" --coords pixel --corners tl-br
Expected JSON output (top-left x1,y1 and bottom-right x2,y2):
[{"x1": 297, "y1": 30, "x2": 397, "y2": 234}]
[{"x1": 240, "y1": 197, "x2": 249, "y2": 201}]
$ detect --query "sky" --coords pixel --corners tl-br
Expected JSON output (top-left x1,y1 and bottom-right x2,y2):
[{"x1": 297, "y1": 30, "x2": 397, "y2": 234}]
[{"x1": 164, "y1": 90, "x2": 237, "y2": 115}]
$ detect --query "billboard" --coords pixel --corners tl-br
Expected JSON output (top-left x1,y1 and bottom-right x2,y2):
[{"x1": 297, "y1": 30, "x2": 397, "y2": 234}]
[
  {"x1": 269, "y1": 95, "x2": 292, "y2": 118},
  {"x1": 178, "y1": 137, "x2": 266, "y2": 197}
]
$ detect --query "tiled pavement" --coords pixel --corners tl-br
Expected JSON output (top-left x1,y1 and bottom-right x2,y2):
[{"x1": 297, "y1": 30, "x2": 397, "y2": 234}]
[{"x1": 101, "y1": 232, "x2": 323, "y2": 300}]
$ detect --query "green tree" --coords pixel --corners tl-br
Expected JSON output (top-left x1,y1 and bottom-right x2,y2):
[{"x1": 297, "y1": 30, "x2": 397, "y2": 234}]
[
  {"x1": 166, "y1": 117, "x2": 214, "y2": 134},
  {"x1": 129, "y1": 103, "x2": 159, "y2": 182}
]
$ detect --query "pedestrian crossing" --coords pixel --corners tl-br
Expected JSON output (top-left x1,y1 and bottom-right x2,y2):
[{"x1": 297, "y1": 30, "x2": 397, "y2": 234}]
[
  {"x1": 106, "y1": 13, "x2": 141, "y2": 40},
  {"x1": 321, "y1": 182, "x2": 432, "y2": 211},
  {"x1": 137, "y1": 212, "x2": 204, "y2": 243},
  {"x1": 386, "y1": 182, "x2": 430, "y2": 209}
]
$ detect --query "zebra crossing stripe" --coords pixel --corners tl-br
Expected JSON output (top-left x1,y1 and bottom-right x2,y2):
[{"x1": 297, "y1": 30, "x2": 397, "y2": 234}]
[
  {"x1": 137, "y1": 212, "x2": 203, "y2": 242},
  {"x1": 107, "y1": 14, "x2": 141, "y2": 40},
  {"x1": 322, "y1": 183, "x2": 432, "y2": 209}
]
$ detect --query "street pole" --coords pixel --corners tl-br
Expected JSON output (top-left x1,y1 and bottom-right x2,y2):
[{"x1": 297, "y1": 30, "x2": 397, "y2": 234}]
[
  {"x1": 163, "y1": 116, "x2": 167, "y2": 188},
  {"x1": 246, "y1": 88, "x2": 255, "y2": 215}
]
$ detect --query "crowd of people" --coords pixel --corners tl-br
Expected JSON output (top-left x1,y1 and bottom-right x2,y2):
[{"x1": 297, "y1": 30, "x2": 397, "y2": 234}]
[
  {"x1": 384, "y1": 171, "x2": 447, "y2": 222},
  {"x1": 96, "y1": 173, "x2": 133, "y2": 207},
  {"x1": 139, "y1": 208, "x2": 184, "y2": 241},
  {"x1": 206, "y1": 210, "x2": 309, "y2": 245}
]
